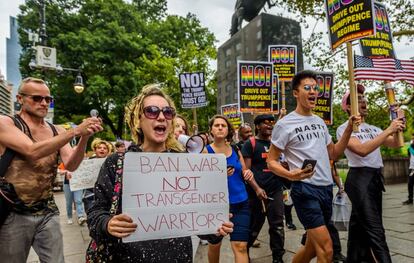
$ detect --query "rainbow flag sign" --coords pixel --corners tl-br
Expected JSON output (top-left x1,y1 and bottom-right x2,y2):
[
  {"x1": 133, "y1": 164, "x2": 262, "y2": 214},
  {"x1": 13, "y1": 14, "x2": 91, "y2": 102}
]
[
  {"x1": 313, "y1": 72, "x2": 334, "y2": 125},
  {"x1": 325, "y1": 0, "x2": 375, "y2": 50},
  {"x1": 359, "y1": 2, "x2": 394, "y2": 58},
  {"x1": 237, "y1": 61, "x2": 274, "y2": 113},
  {"x1": 268, "y1": 45, "x2": 297, "y2": 82}
]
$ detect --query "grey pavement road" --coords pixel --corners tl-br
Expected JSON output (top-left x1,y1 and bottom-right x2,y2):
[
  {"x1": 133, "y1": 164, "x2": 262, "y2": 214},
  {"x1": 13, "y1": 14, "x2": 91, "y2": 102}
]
[{"x1": 27, "y1": 183, "x2": 414, "y2": 262}]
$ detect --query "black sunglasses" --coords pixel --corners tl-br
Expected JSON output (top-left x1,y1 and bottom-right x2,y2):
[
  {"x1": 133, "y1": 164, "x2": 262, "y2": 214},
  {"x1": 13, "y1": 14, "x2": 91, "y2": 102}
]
[
  {"x1": 143, "y1": 106, "x2": 176, "y2": 120},
  {"x1": 19, "y1": 93, "x2": 54, "y2": 104}
]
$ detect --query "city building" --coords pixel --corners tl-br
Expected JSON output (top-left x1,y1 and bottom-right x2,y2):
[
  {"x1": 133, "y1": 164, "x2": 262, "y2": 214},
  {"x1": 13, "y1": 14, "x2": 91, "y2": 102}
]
[
  {"x1": 6, "y1": 16, "x2": 23, "y2": 100},
  {"x1": 217, "y1": 13, "x2": 304, "y2": 120},
  {"x1": 0, "y1": 71, "x2": 13, "y2": 115}
]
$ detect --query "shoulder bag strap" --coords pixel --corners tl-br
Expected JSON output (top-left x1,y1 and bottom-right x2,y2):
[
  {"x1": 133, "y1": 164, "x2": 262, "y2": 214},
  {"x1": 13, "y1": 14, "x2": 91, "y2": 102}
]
[
  {"x1": 109, "y1": 153, "x2": 124, "y2": 215},
  {"x1": 0, "y1": 116, "x2": 25, "y2": 177}
]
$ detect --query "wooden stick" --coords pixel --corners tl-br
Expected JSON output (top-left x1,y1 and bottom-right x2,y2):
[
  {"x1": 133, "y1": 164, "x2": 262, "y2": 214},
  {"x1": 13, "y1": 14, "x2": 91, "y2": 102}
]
[
  {"x1": 384, "y1": 81, "x2": 404, "y2": 147},
  {"x1": 281, "y1": 81, "x2": 286, "y2": 111},
  {"x1": 192, "y1": 108, "x2": 198, "y2": 135},
  {"x1": 346, "y1": 42, "x2": 359, "y2": 132}
]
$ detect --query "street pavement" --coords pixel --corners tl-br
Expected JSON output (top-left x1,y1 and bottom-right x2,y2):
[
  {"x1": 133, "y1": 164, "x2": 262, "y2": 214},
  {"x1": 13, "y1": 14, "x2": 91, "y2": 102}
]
[{"x1": 27, "y1": 183, "x2": 414, "y2": 262}]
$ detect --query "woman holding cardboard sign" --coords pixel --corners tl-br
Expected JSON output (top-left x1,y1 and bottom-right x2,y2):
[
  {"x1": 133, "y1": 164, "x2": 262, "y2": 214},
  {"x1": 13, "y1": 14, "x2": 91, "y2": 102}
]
[
  {"x1": 204, "y1": 115, "x2": 266, "y2": 263},
  {"x1": 86, "y1": 84, "x2": 233, "y2": 262}
]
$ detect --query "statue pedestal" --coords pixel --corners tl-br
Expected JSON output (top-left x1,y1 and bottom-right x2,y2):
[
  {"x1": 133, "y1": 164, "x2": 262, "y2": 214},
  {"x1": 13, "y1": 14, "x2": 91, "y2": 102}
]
[{"x1": 217, "y1": 13, "x2": 304, "y2": 121}]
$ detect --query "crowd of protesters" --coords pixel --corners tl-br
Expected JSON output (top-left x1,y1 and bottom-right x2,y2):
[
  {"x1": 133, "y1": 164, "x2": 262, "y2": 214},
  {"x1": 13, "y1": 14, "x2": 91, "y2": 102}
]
[{"x1": 0, "y1": 70, "x2": 409, "y2": 263}]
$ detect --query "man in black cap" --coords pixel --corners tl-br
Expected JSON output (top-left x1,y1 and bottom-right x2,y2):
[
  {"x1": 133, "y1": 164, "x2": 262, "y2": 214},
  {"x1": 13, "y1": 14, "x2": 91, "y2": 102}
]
[{"x1": 242, "y1": 114, "x2": 285, "y2": 263}]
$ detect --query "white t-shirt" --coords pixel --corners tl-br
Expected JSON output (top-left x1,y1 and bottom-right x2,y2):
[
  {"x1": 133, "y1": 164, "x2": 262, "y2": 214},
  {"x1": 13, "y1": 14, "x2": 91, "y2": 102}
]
[
  {"x1": 336, "y1": 121, "x2": 383, "y2": 168},
  {"x1": 271, "y1": 111, "x2": 333, "y2": 186}
]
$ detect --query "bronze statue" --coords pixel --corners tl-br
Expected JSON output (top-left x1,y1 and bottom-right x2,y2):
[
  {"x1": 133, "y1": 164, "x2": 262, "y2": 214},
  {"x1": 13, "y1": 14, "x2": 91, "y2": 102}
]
[{"x1": 230, "y1": 0, "x2": 276, "y2": 36}]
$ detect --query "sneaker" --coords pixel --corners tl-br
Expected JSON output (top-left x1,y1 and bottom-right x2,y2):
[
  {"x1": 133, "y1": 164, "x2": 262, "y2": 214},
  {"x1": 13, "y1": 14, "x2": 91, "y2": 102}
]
[
  {"x1": 252, "y1": 240, "x2": 261, "y2": 247},
  {"x1": 272, "y1": 258, "x2": 284, "y2": 263},
  {"x1": 200, "y1": 240, "x2": 208, "y2": 245},
  {"x1": 286, "y1": 222, "x2": 297, "y2": 230},
  {"x1": 333, "y1": 252, "x2": 346, "y2": 262},
  {"x1": 78, "y1": 216, "x2": 87, "y2": 226},
  {"x1": 67, "y1": 219, "x2": 73, "y2": 225},
  {"x1": 402, "y1": 199, "x2": 413, "y2": 205}
]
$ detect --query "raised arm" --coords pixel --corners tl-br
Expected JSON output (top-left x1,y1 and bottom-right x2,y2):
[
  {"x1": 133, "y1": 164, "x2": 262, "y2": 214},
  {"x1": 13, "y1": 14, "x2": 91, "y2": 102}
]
[
  {"x1": 345, "y1": 119, "x2": 404, "y2": 157},
  {"x1": 328, "y1": 115, "x2": 361, "y2": 160},
  {"x1": 0, "y1": 116, "x2": 102, "y2": 161}
]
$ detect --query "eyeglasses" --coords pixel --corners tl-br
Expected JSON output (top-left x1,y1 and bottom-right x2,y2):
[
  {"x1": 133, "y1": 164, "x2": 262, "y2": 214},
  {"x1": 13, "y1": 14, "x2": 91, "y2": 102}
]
[
  {"x1": 262, "y1": 119, "x2": 275, "y2": 126},
  {"x1": 303, "y1": 85, "x2": 320, "y2": 92},
  {"x1": 19, "y1": 93, "x2": 54, "y2": 103},
  {"x1": 143, "y1": 106, "x2": 176, "y2": 120}
]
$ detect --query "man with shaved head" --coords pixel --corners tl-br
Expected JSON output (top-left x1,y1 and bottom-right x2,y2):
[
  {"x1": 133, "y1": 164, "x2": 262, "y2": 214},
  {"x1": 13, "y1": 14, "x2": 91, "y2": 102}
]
[{"x1": 0, "y1": 77, "x2": 103, "y2": 262}]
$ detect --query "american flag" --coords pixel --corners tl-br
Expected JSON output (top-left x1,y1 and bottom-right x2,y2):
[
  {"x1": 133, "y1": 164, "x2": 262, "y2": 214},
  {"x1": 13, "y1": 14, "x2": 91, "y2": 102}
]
[{"x1": 354, "y1": 55, "x2": 414, "y2": 86}]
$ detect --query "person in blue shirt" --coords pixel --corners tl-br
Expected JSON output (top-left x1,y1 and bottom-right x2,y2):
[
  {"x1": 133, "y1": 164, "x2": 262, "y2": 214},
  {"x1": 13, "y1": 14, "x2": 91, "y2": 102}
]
[{"x1": 204, "y1": 114, "x2": 265, "y2": 263}]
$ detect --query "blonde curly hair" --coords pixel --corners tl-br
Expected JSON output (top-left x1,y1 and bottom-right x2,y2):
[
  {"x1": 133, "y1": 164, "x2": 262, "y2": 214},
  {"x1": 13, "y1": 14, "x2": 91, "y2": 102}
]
[
  {"x1": 124, "y1": 84, "x2": 183, "y2": 152},
  {"x1": 91, "y1": 138, "x2": 113, "y2": 153}
]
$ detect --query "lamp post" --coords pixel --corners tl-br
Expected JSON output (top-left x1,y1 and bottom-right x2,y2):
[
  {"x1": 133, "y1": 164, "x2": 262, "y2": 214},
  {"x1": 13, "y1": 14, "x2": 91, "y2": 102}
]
[{"x1": 28, "y1": 0, "x2": 85, "y2": 93}]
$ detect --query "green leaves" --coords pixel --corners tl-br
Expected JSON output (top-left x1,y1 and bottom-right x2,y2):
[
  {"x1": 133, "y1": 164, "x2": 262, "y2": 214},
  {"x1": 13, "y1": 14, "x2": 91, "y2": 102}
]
[{"x1": 18, "y1": 0, "x2": 216, "y2": 139}]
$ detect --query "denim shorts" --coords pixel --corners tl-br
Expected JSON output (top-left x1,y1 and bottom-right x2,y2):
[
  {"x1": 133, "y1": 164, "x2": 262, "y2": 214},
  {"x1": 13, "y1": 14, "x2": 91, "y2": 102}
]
[
  {"x1": 209, "y1": 199, "x2": 250, "y2": 244},
  {"x1": 291, "y1": 182, "x2": 333, "y2": 230}
]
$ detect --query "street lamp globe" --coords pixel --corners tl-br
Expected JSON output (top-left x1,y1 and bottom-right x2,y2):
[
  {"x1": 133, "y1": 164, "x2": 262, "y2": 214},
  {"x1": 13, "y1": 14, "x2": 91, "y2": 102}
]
[{"x1": 73, "y1": 72, "x2": 84, "y2": 93}]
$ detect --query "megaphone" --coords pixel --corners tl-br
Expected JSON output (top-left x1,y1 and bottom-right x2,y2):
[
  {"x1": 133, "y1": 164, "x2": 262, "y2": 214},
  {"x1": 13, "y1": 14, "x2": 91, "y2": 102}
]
[{"x1": 178, "y1": 134, "x2": 205, "y2": 153}]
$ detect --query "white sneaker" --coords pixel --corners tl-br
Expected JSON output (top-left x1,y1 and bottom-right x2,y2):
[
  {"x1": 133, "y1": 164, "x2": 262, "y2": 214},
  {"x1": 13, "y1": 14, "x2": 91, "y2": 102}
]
[
  {"x1": 78, "y1": 217, "x2": 86, "y2": 226},
  {"x1": 67, "y1": 219, "x2": 73, "y2": 225},
  {"x1": 200, "y1": 240, "x2": 208, "y2": 245}
]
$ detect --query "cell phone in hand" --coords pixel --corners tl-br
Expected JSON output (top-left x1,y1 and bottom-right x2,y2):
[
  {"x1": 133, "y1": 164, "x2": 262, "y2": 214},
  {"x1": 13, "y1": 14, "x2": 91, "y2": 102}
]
[
  {"x1": 227, "y1": 165, "x2": 234, "y2": 169},
  {"x1": 301, "y1": 159, "x2": 317, "y2": 171}
]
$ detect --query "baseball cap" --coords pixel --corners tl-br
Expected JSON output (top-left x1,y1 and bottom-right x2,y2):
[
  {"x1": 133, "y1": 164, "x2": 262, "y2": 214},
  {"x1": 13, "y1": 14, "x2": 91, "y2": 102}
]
[
  {"x1": 254, "y1": 114, "x2": 275, "y2": 125},
  {"x1": 341, "y1": 84, "x2": 365, "y2": 112}
]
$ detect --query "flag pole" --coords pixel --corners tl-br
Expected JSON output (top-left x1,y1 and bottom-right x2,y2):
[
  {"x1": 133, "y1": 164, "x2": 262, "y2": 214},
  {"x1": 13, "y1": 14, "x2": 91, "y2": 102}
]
[
  {"x1": 346, "y1": 42, "x2": 359, "y2": 132},
  {"x1": 384, "y1": 81, "x2": 404, "y2": 147}
]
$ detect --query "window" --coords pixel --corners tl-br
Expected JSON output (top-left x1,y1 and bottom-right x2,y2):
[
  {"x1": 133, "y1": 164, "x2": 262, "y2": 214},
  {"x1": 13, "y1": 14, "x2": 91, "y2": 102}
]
[
  {"x1": 236, "y1": 43, "x2": 242, "y2": 51},
  {"x1": 256, "y1": 31, "x2": 261, "y2": 39},
  {"x1": 226, "y1": 48, "x2": 232, "y2": 56}
]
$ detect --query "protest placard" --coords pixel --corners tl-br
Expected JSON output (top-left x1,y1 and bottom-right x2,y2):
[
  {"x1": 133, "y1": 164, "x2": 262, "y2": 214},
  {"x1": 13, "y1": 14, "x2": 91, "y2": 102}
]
[
  {"x1": 122, "y1": 152, "x2": 229, "y2": 242},
  {"x1": 221, "y1": 103, "x2": 243, "y2": 129},
  {"x1": 312, "y1": 72, "x2": 334, "y2": 125},
  {"x1": 238, "y1": 61, "x2": 274, "y2": 113},
  {"x1": 69, "y1": 158, "x2": 106, "y2": 191},
  {"x1": 326, "y1": 0, "x2": 375, "y2": 50},
  {"x1": 268, "y1": 45, "x2": 297, "y2": 82},
  {"x1": 179, "y1": 72, "x2": 208, "y2": 109},
  {"x1": 360, "y1": 2, "x2": 394, "y2": 58}
]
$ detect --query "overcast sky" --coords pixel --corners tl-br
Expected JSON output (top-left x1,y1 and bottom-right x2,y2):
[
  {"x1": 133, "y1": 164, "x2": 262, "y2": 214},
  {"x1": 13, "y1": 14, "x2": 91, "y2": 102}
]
[{"x1": 0, "y1": 0, "x2": 412, "y2": 79}]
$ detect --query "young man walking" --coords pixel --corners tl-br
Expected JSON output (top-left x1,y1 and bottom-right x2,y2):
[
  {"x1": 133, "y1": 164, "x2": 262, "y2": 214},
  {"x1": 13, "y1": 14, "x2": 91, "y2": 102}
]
[{"x1": 267, "y1": 70, "x2": 360, "y2": 263}]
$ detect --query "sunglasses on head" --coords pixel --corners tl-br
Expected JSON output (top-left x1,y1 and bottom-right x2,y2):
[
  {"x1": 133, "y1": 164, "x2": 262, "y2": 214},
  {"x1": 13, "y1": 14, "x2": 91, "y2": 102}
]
[
  {"x1": 143, "y1": 106, "x2": 176, "y2": 120},
  {"x1": 19, "y1": 93, "x2": 54, "y2": 103},
  {"x1": 303, "y1": 85, "x2": 320, "y2": 92}
]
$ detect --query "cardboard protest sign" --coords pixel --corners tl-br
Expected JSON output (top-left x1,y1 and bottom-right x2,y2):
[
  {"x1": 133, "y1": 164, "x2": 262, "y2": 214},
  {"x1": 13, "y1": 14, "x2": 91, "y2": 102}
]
[
  {"x1": 313, "y1": 72, "x2": 334, "y2": 125},
  {"x1": 69, "y1": 158, "x2": 106, "y2": 191},
  {"x1": 122, "y1": 152, "x2": 229, "y2": 242},
  {"x1": 221, "y1": 103, "x2": 243, "y2": 130},
  {"x1": 268, "y1": 45, "x2": 297, "y2": 82},
  {"x1": 179, "y1": 72, "x2": 208, "y2": 108},
  {"x1": 326, "y1": 0, "x2": 376, "y2": 50},
  {"x1": 360, "y1": 2, "x2": 394, "y2": 58},
  {"x1": 238, "y1": 61, "x2": 273, "y2": 113}
]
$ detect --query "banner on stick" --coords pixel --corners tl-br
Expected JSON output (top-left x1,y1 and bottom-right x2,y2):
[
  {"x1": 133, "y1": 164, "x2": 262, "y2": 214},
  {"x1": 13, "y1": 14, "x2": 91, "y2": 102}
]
[
  {"x1": 326, "y1": 0, "x2": 376, "y2": 50},
  {"x1": 237, "y1": 61, "x2": 274, "y2": 113},
  {"x1": 180, "y1": 72, "x2": 208, "y2": 109}
]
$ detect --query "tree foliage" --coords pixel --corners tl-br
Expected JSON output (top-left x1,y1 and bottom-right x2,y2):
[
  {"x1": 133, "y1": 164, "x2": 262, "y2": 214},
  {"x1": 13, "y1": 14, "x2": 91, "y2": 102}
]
[{"x1": 17, "y1": 0, "x2": 217, "y2": 139}]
